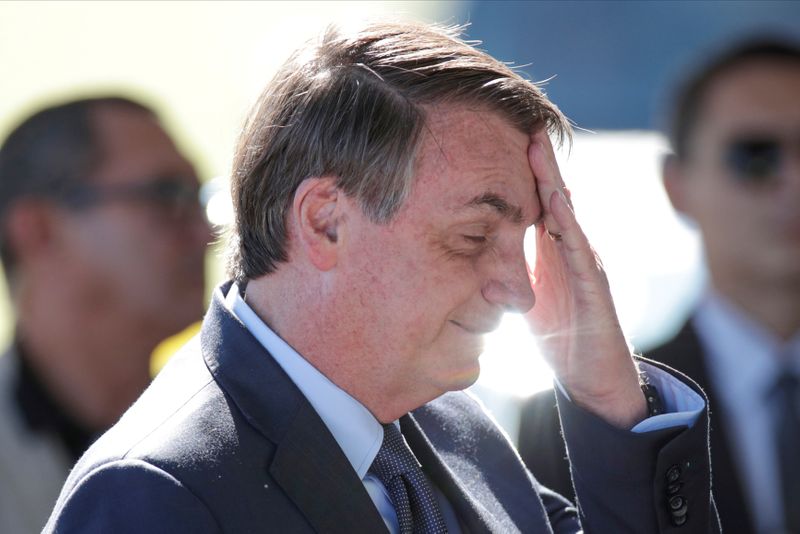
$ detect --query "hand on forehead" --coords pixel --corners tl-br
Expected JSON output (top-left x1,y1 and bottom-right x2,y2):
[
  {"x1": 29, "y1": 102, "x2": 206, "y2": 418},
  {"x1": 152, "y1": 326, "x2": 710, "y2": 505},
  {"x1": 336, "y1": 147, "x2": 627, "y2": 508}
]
[{"x1": 528, "y1": 129, "x2": 571, "y2": 237}]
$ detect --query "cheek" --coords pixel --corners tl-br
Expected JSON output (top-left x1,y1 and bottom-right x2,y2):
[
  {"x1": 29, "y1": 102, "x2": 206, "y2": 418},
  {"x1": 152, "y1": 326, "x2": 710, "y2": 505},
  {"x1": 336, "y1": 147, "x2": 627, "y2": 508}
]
[
  {"x1": 348, "y1": 217, "x2": 485, "y2": 334},
  {"x1": 90, "y1": 216, "x2": 189, "y2": 285}
]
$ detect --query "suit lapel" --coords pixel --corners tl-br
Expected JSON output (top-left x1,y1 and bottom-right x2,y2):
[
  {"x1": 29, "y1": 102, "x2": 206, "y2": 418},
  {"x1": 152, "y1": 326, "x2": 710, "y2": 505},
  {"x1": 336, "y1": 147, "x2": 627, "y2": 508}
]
[
  {"x1": 400, "y1": 414, "x2": 499, "y2": 533},
  {"x1": 402, "y1": 395, "x2": 549, "y2": 534},
  {"x1": 270, "y1": 402, "x2": 388, "y2": 534},
  {"x1": 201, "y1": 283, "x2": 387, "y2": 534}
]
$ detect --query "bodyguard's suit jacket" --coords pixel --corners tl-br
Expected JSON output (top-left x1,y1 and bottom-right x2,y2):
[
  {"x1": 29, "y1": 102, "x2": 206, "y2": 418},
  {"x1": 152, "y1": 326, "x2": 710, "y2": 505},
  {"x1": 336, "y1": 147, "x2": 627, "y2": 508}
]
[
  {"x1": 519, "y1": 320, "x2": 753, "y2": 534},
  {"x1": 46, "y1": 283, "x2": 719, "y2": 533}
]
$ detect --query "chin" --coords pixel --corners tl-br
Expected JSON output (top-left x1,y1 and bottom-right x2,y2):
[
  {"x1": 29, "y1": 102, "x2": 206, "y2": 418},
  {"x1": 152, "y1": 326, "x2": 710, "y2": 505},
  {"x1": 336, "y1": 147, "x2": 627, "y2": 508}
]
[{"x1": 443, "y1": 359, "x2": 482, "y2": 393}]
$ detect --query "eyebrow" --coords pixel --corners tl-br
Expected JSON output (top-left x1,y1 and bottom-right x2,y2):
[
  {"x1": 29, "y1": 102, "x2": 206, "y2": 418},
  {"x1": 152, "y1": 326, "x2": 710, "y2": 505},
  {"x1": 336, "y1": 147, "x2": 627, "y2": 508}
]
[{"x1": 465, "y1": 192, "x2": 526, "y2": 225}]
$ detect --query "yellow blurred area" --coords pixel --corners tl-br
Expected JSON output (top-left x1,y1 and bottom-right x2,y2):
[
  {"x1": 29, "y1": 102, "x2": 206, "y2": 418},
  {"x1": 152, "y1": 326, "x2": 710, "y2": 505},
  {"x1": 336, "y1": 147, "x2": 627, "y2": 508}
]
[{"x1": 150, "y1": 321, "x2": 202, "y2": 376}]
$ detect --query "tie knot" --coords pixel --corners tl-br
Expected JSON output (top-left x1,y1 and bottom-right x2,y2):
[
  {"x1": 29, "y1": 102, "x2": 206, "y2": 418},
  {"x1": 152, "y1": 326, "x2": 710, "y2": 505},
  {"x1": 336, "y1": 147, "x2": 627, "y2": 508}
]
[
  {"x1": 368, "y1": 423, "x2": 449, "y2": 534},
  {"x1": 370, "y1": 424, "x2": 420, "y2": 482}
]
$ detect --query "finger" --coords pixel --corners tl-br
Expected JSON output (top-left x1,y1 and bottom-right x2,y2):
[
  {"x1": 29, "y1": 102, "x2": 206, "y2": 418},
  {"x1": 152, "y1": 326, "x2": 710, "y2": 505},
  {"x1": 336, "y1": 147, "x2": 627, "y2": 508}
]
[
  {"x1": 528, "y1": 132, "x2": 571, "y2": 237},
  {"x1": 548, "y1": 190, "x2": 606, "y2": 285},
  {"x1": 532, "y1": 219, "x2": 564, "y2": 282},
  {"x1": 530, "y1": 131, "x2": 570, "y2": 204},
  {"x1": 526, "y1": 228, "x2": 560, "y2": 333}
]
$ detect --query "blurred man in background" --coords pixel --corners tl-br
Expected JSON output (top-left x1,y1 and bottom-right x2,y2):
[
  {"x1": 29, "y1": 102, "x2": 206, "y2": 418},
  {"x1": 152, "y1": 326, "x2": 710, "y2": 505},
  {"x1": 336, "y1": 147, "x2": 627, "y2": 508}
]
[
  {"x1": 0, "y1": 96, "x2": 211, "y2": 533},
  {"x1": 518, "y1": 38, "x2": 800, "y2": 534}
]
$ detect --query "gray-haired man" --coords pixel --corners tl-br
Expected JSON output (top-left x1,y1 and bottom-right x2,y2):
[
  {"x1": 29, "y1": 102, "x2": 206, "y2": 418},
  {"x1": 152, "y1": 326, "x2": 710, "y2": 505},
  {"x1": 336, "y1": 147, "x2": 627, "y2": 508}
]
[{"x1": 47, "y1": 23, "x2": 718, "y2": 533}]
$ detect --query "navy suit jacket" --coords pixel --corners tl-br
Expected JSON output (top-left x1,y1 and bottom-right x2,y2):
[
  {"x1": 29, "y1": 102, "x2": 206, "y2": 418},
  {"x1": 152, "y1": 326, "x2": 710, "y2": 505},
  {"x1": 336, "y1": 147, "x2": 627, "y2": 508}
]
[{"x1": 45, "y1": 283, "x2": 719, "y2": 533}]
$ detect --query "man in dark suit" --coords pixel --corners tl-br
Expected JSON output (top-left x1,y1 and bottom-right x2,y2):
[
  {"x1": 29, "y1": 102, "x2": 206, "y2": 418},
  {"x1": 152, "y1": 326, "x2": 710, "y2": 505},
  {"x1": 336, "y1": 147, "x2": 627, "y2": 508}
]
[
  {"x1": 46, "y1": 22, "x2": 719, "y2": 533},
  {"x1": 519, "y1": 38, "x2": 800, "y2": 534}
]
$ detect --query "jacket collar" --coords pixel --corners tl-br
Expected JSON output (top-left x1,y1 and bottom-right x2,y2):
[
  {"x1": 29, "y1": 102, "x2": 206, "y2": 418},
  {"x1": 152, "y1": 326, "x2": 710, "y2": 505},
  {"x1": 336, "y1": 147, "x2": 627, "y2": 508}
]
[{"x1": 200, "y1": 282, "x2": 387, "y2": 533}]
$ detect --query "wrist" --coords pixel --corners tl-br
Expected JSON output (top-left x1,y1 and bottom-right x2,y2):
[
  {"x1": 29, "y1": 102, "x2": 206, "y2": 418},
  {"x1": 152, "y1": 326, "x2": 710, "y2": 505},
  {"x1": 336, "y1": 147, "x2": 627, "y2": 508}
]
[{"x1": 566, "y1": 372, "x2": 648, "y2": 430}]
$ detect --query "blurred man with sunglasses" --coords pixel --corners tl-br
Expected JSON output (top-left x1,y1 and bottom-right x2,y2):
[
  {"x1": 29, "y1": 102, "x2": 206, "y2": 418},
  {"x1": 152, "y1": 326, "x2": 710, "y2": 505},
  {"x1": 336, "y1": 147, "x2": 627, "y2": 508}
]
[
  {"x1": 519, "y1": 38, "x2": 800, "y2": 534},
  {"x1": 0, "y1": 96, "x2": 211, "y2": 533}
]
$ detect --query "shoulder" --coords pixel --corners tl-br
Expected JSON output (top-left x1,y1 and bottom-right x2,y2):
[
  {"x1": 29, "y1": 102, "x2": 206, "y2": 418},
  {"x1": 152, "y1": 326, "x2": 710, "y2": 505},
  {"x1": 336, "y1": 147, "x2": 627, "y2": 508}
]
[
  {"x1": 80, "y1": 336, "x2": 227, "y2": 468},
  {"x1": 47, "y1": 339, "x2": 261, "y2": 532},
  {"x1": 44, "y1": 458, "x2": 223, "y2": 533}
]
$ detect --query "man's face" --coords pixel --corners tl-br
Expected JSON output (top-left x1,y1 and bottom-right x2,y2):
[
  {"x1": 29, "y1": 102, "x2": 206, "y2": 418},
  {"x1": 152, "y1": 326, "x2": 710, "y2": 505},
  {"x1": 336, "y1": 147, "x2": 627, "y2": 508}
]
[
  {"x1": 676, "y1": 59, "x2": 800, "y2": 291},
  {"x1": 336, "y1": 107, "x2": 539, "y2": 403},
  {"x1": 58, "y1": 105, "x2": 210, "y2": 339}
]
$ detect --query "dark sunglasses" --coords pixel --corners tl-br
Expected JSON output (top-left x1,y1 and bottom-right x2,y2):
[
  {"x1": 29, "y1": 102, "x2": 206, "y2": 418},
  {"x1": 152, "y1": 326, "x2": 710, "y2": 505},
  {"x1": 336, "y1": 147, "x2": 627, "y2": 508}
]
[
  {"x1": 59, "y1": 176, "x2": 205, "y2": 219},
  {"x1": 724, "y1": 136, "x2": 795, "y2": 184}
]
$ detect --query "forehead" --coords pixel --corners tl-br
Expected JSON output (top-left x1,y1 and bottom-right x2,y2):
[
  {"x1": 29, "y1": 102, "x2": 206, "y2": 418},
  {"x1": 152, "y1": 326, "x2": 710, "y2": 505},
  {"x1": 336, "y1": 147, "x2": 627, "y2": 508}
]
[
  {"x1": 89, "y1": 106, "x2": 194, "y2": 185},
  {"x1": 698, "y1": 59, "x2": 800, "y2": 137},
  {"x1": 408, "y1": 106, "x2": 538, "y2": 225}
]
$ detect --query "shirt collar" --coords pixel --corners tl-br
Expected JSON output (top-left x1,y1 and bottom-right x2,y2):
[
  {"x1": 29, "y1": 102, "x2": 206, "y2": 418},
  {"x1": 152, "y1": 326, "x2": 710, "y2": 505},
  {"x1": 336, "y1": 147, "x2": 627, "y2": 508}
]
[
  {"x1": 693, "y1": 290, "x2": 800, "y2": 400},
  {"x1": 224, "y1": 282, "x2": 383, "y2": 479}
]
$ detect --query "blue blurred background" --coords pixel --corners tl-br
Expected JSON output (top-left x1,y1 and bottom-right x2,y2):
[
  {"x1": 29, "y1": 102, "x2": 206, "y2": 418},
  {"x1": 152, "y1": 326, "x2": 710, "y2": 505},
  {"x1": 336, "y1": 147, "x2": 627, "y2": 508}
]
[{"x1": 457, "y1": 1, "x2": 800, "y2": 130}]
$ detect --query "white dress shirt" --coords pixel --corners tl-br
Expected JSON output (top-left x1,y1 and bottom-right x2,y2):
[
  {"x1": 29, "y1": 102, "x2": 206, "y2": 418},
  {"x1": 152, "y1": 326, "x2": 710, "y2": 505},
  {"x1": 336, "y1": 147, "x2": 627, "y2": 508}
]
[{"x1": 694, "y1": 290, "x2": 800, "y2": 534}]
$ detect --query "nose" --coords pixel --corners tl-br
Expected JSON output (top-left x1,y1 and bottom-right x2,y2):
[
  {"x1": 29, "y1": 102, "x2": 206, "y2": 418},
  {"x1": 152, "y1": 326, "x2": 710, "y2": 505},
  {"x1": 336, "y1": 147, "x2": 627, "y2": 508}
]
[{"x1": 480, "y1": 243, "x2": 536, "y2": 313}]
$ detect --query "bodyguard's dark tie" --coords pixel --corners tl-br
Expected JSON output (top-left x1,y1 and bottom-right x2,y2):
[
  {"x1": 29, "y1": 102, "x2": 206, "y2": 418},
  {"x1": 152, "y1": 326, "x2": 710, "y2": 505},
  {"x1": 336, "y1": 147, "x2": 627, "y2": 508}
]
[
  {"x1": 772, "y1": 369, "x2": 800, "y2": 532},
  {"x1": 369, "y1": 423, "x2": 448, "y2": 534}
]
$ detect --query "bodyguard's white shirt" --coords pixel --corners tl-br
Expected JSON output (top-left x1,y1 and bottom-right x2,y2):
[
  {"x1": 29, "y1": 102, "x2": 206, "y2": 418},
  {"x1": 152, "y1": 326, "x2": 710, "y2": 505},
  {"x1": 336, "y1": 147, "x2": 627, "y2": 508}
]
[
  {"x1": 225, "y1": 282, "x2": 704, "y2": 532},
  {"x1": 694, "y1": 290, "x2": 800, "y2": 534}
]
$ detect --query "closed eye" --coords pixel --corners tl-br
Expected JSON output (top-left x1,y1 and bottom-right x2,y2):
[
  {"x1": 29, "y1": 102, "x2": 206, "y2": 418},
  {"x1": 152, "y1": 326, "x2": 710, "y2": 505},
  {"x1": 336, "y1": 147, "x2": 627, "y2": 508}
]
[{"x1": 463, "y1": 235, "x2": 488, "y2": 244}]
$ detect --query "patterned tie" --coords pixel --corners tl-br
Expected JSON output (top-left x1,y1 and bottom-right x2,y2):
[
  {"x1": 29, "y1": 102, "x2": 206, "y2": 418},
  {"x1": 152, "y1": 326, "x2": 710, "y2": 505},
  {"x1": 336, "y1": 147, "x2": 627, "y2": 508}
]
[
  {"x1": 369, "y1": 423, "x2": 448, "y2": 534},
  {"x1": 772, "y1": 369, "x2": 800, "y2": 532}
]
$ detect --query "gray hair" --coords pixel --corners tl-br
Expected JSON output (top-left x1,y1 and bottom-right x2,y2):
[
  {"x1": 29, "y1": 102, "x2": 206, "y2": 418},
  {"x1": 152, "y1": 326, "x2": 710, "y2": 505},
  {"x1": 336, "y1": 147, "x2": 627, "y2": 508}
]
[{"x1": 228, "y1": 21, "x2": 571, "y2": 281}]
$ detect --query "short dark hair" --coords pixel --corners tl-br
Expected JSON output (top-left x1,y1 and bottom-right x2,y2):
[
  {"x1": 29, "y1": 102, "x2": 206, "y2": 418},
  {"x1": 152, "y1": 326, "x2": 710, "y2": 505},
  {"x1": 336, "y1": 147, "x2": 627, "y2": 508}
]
[
  {"x1": 0, "y1": 96, "x2": 155, "y2": 275},
  {"x1": 227, "y1": 21, "x2": 571, "y2": 282},
  {"x1": 669, "y1": 37, "x2": 800, "y2": 159}
]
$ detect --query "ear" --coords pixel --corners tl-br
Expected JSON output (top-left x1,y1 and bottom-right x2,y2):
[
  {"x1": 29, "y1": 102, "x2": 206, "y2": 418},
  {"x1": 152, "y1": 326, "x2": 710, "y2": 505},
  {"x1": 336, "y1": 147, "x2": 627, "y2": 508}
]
[
  {"x1": 662, "y1": 153, "x2": 692, "y2": 217},
  {"x1": 3, "y1": 200, "x2": 61, "y2": 266},
  {"x1": 291, "y1": 177, "x2": 344, "y2": 271}
]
